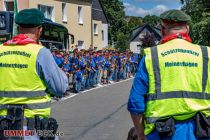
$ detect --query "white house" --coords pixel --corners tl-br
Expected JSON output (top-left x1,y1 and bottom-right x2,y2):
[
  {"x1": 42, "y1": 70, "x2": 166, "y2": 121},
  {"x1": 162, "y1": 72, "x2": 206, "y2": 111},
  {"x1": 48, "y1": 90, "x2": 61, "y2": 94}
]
[{"x1": 129, "y1": 24, "x2": 162, "y2": 54}]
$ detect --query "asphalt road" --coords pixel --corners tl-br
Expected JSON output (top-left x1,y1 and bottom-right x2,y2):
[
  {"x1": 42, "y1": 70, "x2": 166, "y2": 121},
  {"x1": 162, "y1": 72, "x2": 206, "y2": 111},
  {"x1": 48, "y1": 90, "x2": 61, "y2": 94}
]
[{"x1": 51, "y1": 79, "x2": 134, "y2": 140}]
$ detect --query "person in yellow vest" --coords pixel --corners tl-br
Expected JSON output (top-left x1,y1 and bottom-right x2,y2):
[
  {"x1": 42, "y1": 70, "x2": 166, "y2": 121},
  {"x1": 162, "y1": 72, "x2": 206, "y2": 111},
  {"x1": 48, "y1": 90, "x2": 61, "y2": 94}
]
[
  {"x1": 127, "y1": 10, "x2": 210, "y2": 140},
  {"x1": 0, "y1": 9, "x2": 68, "y2": 139}
]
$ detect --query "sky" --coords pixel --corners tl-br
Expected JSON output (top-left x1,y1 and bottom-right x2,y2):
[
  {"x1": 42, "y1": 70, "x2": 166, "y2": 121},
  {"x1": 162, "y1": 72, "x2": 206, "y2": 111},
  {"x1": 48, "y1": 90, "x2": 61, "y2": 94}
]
[{"x1": 123, "y1": 0, "x2": 182, "y2": 17}]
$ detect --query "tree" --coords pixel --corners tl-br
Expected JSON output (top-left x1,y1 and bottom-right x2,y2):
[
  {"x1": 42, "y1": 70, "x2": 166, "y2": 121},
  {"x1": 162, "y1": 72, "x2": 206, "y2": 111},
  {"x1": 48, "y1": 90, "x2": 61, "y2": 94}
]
[
  {"x1": 143, "y1": 15, "x2": 160, "y2": 27},
  {"x1": 140, "y1": 33, "x2": 157, "y2": 49},
  {"x1": 127, "y1": 16, "x2": 144, "y2": 31},
  {"x1": 115, "y1": 32, "x2": 129, "y2": 52},
  {"x1": 101, "y1": 0, "x2": 127, "y2": 45},
  {"x1": 180, "y1": 0, "x2": 210, "y2": 45}
]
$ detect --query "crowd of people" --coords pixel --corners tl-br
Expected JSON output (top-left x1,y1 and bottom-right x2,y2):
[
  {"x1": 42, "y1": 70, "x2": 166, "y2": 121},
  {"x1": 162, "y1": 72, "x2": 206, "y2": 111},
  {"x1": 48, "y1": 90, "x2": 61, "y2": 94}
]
[{"x1": 51, "y1": 47, "x2": 139, "y2": 93}]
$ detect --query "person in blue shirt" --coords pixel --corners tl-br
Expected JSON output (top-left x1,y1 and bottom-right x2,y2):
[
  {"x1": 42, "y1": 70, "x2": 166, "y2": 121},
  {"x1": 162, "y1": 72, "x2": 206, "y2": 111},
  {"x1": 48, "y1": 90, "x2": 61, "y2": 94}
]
[
  {"x1": 2, "y1": 8, "x2": 68, "y2": 140},
  {"x1": 127, "y1": 10, "x2": 210, "y2": 140},
  {"x1": 122, "y1": 57, "x2": 127, "y2": 79},
  {"x1": 75, "y1": 66, "x2": 83, "y2": 93},
  {"x1": 130, "y1": 52, "x2": 136, "y2": 76},
  {"x1": 62, "y1": 55, "x2": 71, "y2": 80},
  {"x1": 112, "y1": 52, "x2": 119, "y2": 81},
  {"x1": 118, "y1": 53, "x2": 124, "y2": 80},
  {"x1": 80, "y1": 54, "x2": 86, "y2": 91},
  {"x1": 125, "y1": 56, "x2": 131, "y2": 78},
  {"x1": 90, "y1": 53, "x2": 96, "y2": 87},
  {"x1": 93, "y1": 52, "x2": 100, "y2": 85},
  {"x1": 107, "y1": 52, "x2": 115, "y2": 82},
  {"x1": 128, "y1": 57, "x2": 206, "y2": 140},
  {"x1": 85, "y1": 52, "x2": 91, "y2": 89},
  {"x1": 115, "y1": 53, "x2": 121, "y2": 81},
  {"x1": 102, "y1": 53, "x2": 111, "y2": 84},
  {"x1": 71, "y1": 49, "x2": 79, "y2": 89},
  {"x1": 97, "y1": 51, "x2": 104, "y2": 85},
  {"x1": 39, "y1": 48, "x2": 68, "y2": 97},
  {"x1": 52, "y1": 49, "x2": 64, "y2": 68}
]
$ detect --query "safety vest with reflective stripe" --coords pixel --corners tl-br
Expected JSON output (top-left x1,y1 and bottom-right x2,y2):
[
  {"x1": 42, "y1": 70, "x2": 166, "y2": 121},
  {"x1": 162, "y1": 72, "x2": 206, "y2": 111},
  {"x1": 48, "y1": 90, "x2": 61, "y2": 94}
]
[
  {"x1": 143, "y1": 39, "x2": 210, "y2": 135},
  {"x1": 0, "y1": 44, "x2": 51, "y2": 118}
]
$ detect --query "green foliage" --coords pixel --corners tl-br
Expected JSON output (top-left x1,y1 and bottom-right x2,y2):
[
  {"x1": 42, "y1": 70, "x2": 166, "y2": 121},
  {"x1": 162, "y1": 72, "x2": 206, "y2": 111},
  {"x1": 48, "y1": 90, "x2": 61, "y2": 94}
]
[
  {"x1": 190, "y1": 19, "x2": 210, "y2": 45},
  {"x1": 100, "y1": 0, "x2": 160, "y2": 50},
  {"x1": 101, "y1": 0, "x2": 127, "y2": 45},
  {"x1": 127, "y1": 16, "x2": 144, "y2": 31},
  {"x1": 115, "y1": 32, "x2": 129, "y2": 52},
  {"x1": 143, "y1": 15, "x2": 160, "y2": 27},
  {"x1": 181, "y1": 0, "x2": 210, "y2": 46},
  {"x1": 141, "y1": 33, "x2": 157, "y2": 48}
]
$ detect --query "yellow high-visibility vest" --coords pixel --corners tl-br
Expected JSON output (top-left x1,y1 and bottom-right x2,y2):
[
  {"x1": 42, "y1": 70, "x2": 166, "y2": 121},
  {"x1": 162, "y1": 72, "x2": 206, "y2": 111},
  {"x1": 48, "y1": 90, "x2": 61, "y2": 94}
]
[
  {"x1": 0, "y1": 43, "x2": 51, "y2": 118},
  {"x1": 143, "y1": 39, "x2": 210, "y2": 135}
]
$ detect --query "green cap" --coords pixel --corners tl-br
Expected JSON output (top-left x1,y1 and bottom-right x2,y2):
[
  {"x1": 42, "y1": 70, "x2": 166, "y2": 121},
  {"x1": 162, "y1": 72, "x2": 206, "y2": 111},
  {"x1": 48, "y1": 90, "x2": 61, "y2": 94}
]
[
  {"x1": 15, "y1": 8, "x2": 44, "y2": 28},
  {"x1": 160, "y1": 9, "x2": 191, "y2": 22}
]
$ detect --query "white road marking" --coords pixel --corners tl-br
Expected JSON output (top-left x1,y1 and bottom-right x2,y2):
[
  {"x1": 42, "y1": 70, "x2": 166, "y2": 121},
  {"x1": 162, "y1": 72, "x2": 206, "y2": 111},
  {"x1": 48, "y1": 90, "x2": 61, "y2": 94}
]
[
  {"x1": 60, "y1": 94, "x2": 77, "y2": 101},
  {"x1": 52, "y1": 78, "x2": 134, "y2": 103}
]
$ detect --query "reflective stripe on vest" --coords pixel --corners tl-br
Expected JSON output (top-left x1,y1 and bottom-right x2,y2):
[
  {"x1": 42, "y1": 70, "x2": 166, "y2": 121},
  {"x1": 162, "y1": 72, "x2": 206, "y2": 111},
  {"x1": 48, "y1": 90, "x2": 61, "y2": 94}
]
[
  {"x1": 0, "y1": 44, "x2": 50, "y2": 118},
  {"x1": 147, "y1": 91, "x2": 210, "y2": 101},
  {"x1": 150, "y1": 46, "x2": 208, "y2": 95},
  {"x1": 0, "y1": 101, "x2": 51, "y2": 110},
  {"x1": 0, "y1": 91, "x2": 47, "y2": 98},
  {"x1": 145, "y1": 46, "x2": 209, "y2": 124},
  {"x1": 143, "y1": 40, "x2": 210, "y2": 135}
]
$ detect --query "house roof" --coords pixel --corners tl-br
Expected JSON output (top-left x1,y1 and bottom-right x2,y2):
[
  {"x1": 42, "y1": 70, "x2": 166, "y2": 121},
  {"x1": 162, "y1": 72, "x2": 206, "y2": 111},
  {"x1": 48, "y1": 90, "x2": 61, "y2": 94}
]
[
  {"x1": 129, "y1": 24, "x2": 162, "y2": 42},
  {"x1": 92, "y1": 0, "x2": 108, "y2": 24}
]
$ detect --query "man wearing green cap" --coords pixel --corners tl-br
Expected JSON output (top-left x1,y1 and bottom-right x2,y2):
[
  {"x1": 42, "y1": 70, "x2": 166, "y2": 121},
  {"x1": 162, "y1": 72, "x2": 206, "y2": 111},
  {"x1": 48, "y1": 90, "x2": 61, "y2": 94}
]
[
  {"x1": 0, "y1": 8, "x2": 68, "y2": 139},
  {"x1": 127, "y1": 9, "x2": 210, "y2": 140}
]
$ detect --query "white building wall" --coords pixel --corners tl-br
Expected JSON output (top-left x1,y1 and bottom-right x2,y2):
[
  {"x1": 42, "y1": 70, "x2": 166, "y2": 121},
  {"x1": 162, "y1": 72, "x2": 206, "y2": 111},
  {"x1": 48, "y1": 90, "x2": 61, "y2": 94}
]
[
  {"x1": 130, "y1": 41, "x2": 141, "y2": 54},
  {"x1": 102, "y1": 23, "x2": 108, "y2": 48}
]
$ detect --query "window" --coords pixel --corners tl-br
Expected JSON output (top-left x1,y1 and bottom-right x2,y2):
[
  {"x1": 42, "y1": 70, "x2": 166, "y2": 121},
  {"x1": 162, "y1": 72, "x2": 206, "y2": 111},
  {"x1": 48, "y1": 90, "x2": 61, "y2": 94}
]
[
  {"x1": 102, "y1": 30, "x2": 104, "y2": 41},
  {"x1": 77, "y1": 40, "x2": 84, "y2": 50},
  {"x1": 139, "y1": 33, "x2": 146, "y2": 39},
  {"x1": 94, "y1": 24, "x2": 98, "y2": 35},
  {"x1": 78, "y1": 6, "x2": 83, "y2": 24},
  {"x1": 38, "y1": 5, "x2": 54, "y2": 21},
  {"x1": 0, "y1": 15, "x2": 6, "y2": 29},
  {"x1": 155, "y1": 41, "x2": 159, "y2": 45},
  {"x1": 94, "y1": 47, "x2": 98, "y2": 50},
  {"x1": 4, "y1": 0, "x2": 14, "y2": 11},
  {"x1": 137, "y1": 47, "x2": 141, "y2": 51},
  {"x1": 62, "y1": 3, "x2": 67, "y2": 22}
]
